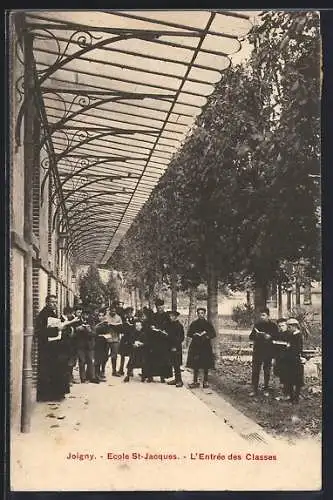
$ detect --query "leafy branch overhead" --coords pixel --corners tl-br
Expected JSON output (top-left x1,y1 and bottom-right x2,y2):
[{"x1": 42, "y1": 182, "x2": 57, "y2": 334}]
[{"x1": 110, "y1": 11, "x2": 321, "y2": 299}]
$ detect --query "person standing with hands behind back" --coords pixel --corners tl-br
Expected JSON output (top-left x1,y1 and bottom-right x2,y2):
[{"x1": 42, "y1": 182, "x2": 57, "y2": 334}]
[
  {"x1": 249, "y1": 307, "x2": 279, "y2": 397},
  {"x1": 186, "y1": 307, "x2": 216, "y2": 389}
]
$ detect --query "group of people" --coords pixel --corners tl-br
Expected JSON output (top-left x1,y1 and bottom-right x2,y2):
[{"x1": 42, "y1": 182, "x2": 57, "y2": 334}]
[
  {"x1": 249, "y1": 307, "x2": 305, "y2": 403},
  {"x1": 35, "y1": 295, "x2": 217, "y2": 403},
  {"x1": 35, "y1": 295, "x2": 304, "y2": 405}
]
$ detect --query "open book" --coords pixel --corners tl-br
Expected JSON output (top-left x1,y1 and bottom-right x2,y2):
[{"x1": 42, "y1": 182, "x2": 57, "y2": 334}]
[
  {"x1": 47, "y1": 317, "x2": 62, "y2": 329},
  {"x1": 272, "y1": 340, "x2": 290, "y2": 347},
  {"x1": 194, "y1": 331, "x2": 207, "y2": 337},
  {"x1": 100, "y1": 333, "x2": 113, "y2": 340},
  {"x1": 47, "y1": 317, "x2": 62, "y2": 341},
  {"x1": 151, "y1": 326, "x2": 168, "y2": 336}
]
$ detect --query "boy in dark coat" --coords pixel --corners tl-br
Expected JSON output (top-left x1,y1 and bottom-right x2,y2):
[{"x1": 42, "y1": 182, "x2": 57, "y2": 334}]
[
  {"x1": 118, "y1": 307, "x2": 135, "y2": 375},
  {"x1": 61, "y1": 305, "x2": 78, "y2": 386},
  {"x1": 146, "y1": 299, "x2": 173, "y2": 383},
  {"x1": 186, "y1": 307, "x2": 216, "y2": 389},
  {"x1": 75, "y1": 309, "x2": 99, "y2": 384},
  {"x1": 123, "y1": 318, "x2": 149, "y2": 382},
  {"x1": 104, "y1": 303, "x2": 123, "y2": 376},
  {"x1": 94, "y1": 309, "x2": 109, "y2": 381},
  {"x1": 249, "y1": 307, "x2": 279, "y2": 397},
  {"x1": 166, "y1": 311, "x2": 185, "y2": 387},
  {"x1": 272, "y1": 318, "x2": 290, "y2": 397},
  {"x1": 283, "y1": 318, "x2": 305, "y2": 403}
]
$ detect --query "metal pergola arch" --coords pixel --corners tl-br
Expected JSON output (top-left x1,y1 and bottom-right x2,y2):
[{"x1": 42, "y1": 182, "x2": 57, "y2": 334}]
[{"x1": 16, "y1": 10, "x2": 255, "y2": 265}]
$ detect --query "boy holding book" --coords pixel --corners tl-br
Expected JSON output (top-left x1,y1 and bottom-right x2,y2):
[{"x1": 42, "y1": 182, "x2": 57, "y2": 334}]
[{"x1": 249, "y1": 307, "x2": 279, "y2": 397}]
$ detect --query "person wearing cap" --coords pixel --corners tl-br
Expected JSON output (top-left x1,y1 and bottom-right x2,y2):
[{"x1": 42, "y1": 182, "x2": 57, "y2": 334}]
[
  {"x1": 282, "y1": 318, "x2": 305, "y2": 403},
  {"x1": 145, "y1": 298, "x2": 173, "y2": 383},
  {"x1": 272, "y1": 318, "x2": 290, "y2": 397},
  {"x1": 249, "y1": 307, "x2": 279, "y2": 397},
  {"x1": 166, "y1": 310, "x2": 185, "y2": 387},
  {"x1": 186, "y1": 307, "x2": 216, "y2": 389},
  {"x1": 273, "y1": 318, "x2": 289, "y2": 401}
]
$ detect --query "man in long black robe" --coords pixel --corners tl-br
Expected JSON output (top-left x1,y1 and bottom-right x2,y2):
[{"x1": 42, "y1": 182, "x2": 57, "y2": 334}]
[
  {"x1": 186, "y1": 307, "x2": 216, "y2": 388},
  {"x1": 146, "y1": 299, "x2": 172, "y2": 382},
  {"x1": 35, "y1": 295, "x2": 78, "y2": 402}
]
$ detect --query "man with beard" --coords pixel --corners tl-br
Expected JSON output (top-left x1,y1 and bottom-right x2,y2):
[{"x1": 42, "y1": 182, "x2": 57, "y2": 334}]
[
  {"x1": 146, "y1": 299, "x2": 172, "y2": 383},
  {"x1": 186, "y1": 307, "x2": 216, "y2": 389},
  {"x1": 115, "y1": 300, "x2": 126, "y2": 322},
  {"x1": 35, "y1": 295, "x2": 79, "y2": 401}
]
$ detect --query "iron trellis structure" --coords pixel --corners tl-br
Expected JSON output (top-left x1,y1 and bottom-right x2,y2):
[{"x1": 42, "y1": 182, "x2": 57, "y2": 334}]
[{"x1": 15, "y1": 9, "x2": 254, "y2": 267}]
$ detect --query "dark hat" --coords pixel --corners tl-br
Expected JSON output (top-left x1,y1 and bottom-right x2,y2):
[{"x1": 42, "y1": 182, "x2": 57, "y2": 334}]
[
  {"x1": 167, "y1": 310, "x2": 180, "y2": 317},
  {"x1": 155, "y1": 298, "x2": 164, "y2": 306},
  {"x1": 277, "y1": 317, "x2": 288, "y2": 323},
  {"x1": 197, "y1": 307, "x2": 206, "y2": 313}
]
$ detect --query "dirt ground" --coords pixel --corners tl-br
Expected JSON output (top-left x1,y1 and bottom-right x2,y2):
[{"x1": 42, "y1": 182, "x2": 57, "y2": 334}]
[{"x1": 211, "y1": 357, "x2": 322, "y2": 443}]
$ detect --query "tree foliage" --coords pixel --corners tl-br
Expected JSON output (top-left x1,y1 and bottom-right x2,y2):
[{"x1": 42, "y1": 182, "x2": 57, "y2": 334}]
[
  {"x1": 78, "y1": 265, "x2": 107, "y2": 307},
  {"x1": 110, "y1": 11, "x2": 321, "y2": 304}
]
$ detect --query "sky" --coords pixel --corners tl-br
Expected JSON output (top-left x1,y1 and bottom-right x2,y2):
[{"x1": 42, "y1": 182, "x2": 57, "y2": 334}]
[{"x1": 230, "y1": 11, "x2": 262, "y2": 65}]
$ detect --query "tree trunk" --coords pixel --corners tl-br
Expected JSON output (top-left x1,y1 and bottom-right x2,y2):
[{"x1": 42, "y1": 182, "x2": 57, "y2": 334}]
[
  {"x1": 295, "y1": 277, "x2": 301, "y2": 306},
  {"x1": 271, "y1": 280, "x2": 278, "y2": 308},
  {"x1": 303, "y1": 277, "x2": 312, "y2": 305},
  {"x1": 188, "y1": 284, "x2": 197, "y2": 327},
  {"x1": 278, "y1": 280, "x2": 283, "y2": 317},
  {"x1": 287, "y1": 290, "x2": 292, "y2": 311},
  {"x1": 128, "y1": 286, "x2": 133, "y2": 309},
  {"x1": 246, "y1": 290, "x2": 251, "y2": 306},
  {"x1": 171, "y1": 271, "x2": 177, "y2": 312},
  {"x1": 254, "y1": 275, "x2": 268, "y2": 312},
  {"x1": 132, "y1": 288, "x2": 137, "y2": 311},
  {"x1": 148, "y1": 283, "x2": 154, "y2": 310},
  {"x1": 139, "y1": 285, "x2": 144, "y2": 310},
  {"x1": 207, "y1": 262, "x2": 219, "y2": 360}
]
